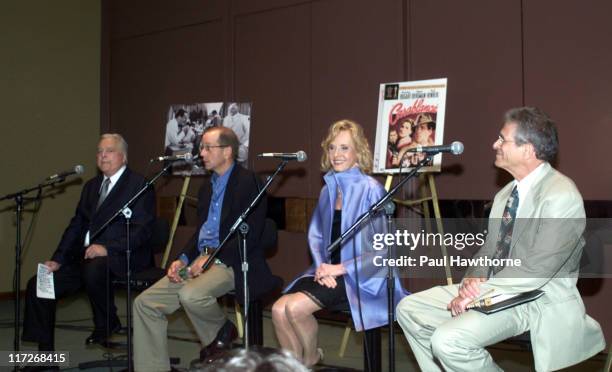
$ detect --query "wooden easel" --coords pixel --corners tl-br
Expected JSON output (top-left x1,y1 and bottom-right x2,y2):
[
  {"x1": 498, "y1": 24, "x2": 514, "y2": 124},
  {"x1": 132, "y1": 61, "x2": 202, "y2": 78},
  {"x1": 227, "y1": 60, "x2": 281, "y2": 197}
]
[
  {"x1": 160, "y1": 175, "x2": 193, "y2": 269},
  {"x1": 384, "y1": 172, "x2": 453, "y2": 285}
]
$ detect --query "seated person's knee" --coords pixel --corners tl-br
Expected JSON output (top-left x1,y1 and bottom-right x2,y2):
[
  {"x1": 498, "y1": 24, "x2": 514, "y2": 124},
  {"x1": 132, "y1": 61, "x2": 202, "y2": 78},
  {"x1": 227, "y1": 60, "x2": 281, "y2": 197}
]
[
  {"x1": 271, "y1": 298, "x2": 287, "y2": 319},
  {"x1": 285, "y1": 297, "x2": 308, "y2": 320},
  {"x1": 430, "y1": 327, "x2": 454, "y2": 358},
  {"x1": 177, "y1": 285, "x2": 205, "y2": 306}
]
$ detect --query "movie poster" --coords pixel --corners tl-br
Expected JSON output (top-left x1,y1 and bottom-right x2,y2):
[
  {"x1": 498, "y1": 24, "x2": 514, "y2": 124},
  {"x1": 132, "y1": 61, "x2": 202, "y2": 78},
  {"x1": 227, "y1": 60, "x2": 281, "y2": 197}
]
[
  {"x1": 373, "y1": 78, "x2": 447, "y2": 173},
  {"x1": 163, "y1": 102, "x2": 252, "y2": 175}
]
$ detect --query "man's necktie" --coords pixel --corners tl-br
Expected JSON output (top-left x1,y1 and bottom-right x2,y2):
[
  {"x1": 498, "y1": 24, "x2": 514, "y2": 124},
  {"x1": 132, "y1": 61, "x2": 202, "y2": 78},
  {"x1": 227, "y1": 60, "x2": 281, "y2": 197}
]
[
  {"x1": 489, "y1": 185, "x2": 519, "y2": 277},
  {"x1": 96, "y1": 178, "x2": 111, "y2": 210}
]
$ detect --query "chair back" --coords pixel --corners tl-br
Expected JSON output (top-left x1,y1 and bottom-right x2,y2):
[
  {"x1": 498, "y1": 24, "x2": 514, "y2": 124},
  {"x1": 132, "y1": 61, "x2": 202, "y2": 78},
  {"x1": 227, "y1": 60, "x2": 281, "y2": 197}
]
[
  {"x1": 149, "y1": 218, "x2": 170, "y2": 255},
  {"x1": 260, "y1": 218, "x2": 278, "y2": 253}
]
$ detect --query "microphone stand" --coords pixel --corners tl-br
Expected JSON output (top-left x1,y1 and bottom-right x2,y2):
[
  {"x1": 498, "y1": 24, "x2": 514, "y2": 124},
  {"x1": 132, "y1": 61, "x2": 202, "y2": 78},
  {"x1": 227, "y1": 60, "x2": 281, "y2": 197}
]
[
  {"x1": 86, "y1": 160, "x2": 173, "y2": 372},
  {"x1": 326, "y1": 155, "x2": 432, "y2": 372},
  {"x1": 383, "y1": 201, "x2": 396, "y2": 372},
  {"x1": 327, "y1": 155, "x2": 432, "y2": 255},
  {"x1": 1, "y1": 176, "x2": 72, "y2": 366},
  {"x1": 197, "y1": 159, "x2": 289, "y2": 349},
  {"x1": 238, "y1": 222, "x2": 250, "y2": 351}
]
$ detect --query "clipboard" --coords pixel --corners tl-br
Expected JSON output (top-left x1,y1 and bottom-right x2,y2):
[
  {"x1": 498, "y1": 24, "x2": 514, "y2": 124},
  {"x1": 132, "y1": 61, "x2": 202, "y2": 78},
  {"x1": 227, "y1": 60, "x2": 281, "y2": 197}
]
[{"x1": 471, "y1": 289, "x2": 544, "y2": 315}]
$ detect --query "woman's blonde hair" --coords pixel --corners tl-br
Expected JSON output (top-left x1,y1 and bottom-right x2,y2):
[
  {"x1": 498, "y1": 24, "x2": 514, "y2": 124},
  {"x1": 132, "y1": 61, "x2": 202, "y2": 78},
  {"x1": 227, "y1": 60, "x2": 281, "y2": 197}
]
[{"x1": 320, "y1": 119, "x2": 373, "y2": 173}]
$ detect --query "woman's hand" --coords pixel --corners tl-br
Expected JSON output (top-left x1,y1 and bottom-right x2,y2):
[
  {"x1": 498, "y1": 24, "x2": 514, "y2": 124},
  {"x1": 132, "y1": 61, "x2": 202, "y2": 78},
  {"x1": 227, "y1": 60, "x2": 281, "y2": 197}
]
[
  {"x1": 314, "y1": 263, "x2": 346, "y2": 288},
  {"x1": 315, "y1": 263, "x2": 346, "y2": 280},
  {"x1": 316, "y1": 275, "x2": 338, "y2": 288}
]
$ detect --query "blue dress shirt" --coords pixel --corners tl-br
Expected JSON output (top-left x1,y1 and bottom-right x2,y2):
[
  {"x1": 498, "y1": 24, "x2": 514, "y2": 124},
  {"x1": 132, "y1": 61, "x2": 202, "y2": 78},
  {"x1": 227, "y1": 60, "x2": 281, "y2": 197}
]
[{"x1": 179, "y1": 163, "x2": 235, "y2": 264}]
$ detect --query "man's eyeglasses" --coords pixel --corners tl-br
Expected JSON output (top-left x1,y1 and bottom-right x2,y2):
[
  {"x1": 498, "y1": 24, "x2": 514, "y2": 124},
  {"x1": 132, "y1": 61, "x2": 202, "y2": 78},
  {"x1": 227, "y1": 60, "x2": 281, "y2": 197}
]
[
  {"x1": 496, "y1": 135, "x2": 515, "y2": 144},
  {"x1": 199, "y1": 144, "x2": 228, "y2": 152}
]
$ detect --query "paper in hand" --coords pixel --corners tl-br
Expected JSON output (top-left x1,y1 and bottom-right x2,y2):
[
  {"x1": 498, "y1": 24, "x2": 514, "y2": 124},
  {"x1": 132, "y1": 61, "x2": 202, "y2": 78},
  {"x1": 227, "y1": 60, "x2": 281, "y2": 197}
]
[{"x1": 36, "y1": 263, "x2": 55, "y2": 299}]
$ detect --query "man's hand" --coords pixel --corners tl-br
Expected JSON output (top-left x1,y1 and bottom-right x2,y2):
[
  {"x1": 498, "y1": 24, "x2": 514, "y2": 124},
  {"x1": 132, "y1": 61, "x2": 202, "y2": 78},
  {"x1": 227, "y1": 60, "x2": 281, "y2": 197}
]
[
  {"x1": 167, "y1": 259, "x2": 186, "y2": 283},
  {"x1": 188, "y1": 255, "x2": 210, "y2": 278},
  {"x1": 458, "y1": 277, "x2": 487, "y2": 300},
  {"x1": 84, "y1": 244, "x2": 108, "y2": 260},
  {"x1": 446, "y1": 277, "x2": 487, "y2": 316},
  {"x1": 43, "y1": 261, "x2": 61, "y2": 273},
  {"x1": 447, "y1": 295, "x2": 473, "y2": 317}
]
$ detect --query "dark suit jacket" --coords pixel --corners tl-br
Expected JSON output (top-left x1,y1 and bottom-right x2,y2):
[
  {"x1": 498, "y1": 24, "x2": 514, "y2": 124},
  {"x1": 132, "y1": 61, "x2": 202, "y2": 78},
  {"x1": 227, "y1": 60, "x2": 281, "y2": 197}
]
[
  {"x1": 179, "y1": 164, "x2": 275, "y2": 303},
  {"x1": 51, "y1": 167, "x2": 156, "y2": 274}
]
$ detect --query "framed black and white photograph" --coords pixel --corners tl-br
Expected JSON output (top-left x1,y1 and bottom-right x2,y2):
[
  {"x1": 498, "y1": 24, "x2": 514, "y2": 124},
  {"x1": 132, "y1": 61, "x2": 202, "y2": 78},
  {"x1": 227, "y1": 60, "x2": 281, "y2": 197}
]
[{"x1": 164, "y1": 102, "x2": 252, "y2": 175}]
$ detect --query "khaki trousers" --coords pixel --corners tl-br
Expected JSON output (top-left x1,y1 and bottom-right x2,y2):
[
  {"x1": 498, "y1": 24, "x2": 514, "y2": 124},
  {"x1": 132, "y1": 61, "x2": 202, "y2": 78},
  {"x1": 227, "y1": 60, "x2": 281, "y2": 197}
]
[
  {"x1": 133, "y1": 263, "x2": 234, "y2": 372},
  {"x1": 396, "y1": 285, "x2": 530, "y2": 372}
]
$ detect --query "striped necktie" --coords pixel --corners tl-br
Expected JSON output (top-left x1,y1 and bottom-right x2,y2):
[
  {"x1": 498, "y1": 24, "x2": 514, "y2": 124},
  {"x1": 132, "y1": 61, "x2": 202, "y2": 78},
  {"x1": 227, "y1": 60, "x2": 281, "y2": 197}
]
[
  {"x1": 96, "y1": 178, "x2": 111, "y2": 210},
  {"x1": 489, "y1": 185, "x2": 519, "y2": 277}
]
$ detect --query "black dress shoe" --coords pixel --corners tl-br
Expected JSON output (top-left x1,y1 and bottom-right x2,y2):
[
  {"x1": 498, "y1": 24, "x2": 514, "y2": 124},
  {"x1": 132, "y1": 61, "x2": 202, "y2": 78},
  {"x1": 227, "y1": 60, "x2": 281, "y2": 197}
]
[
  {"x1": 199, "y1": 320, "x2": 238, "y2": 361},
  {"x1": 85, "y1": 322, "x2": 122, "y2": 345}
]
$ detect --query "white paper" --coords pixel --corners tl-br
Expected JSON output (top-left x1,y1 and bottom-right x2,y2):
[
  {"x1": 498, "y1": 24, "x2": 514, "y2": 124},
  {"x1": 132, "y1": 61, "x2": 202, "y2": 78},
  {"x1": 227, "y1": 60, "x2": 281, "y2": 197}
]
[{"x1": 36, "y1": 263, "x2": 55, "y2": 299}]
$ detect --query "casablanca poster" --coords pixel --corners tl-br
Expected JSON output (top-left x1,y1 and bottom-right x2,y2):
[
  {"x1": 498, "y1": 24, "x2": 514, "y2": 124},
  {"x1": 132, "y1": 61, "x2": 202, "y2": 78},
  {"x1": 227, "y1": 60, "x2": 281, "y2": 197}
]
[{"x1": 373, "y1": 78, "x2": 447, "y2": 174}]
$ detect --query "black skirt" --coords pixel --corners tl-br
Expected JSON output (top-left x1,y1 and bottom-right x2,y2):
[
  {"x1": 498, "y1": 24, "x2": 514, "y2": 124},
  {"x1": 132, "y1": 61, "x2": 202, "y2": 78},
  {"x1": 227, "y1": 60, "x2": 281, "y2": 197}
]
[
  {"x1": 288, "y1": 209, "x2": 349, "y2": 311},
  {"x1": 287, "y1": 276, "x2": 349, "y2": 312}
]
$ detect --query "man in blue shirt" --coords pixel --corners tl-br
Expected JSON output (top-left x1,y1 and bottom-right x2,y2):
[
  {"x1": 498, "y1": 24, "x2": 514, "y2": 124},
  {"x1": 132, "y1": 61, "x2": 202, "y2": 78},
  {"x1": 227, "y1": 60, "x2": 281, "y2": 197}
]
[{"x1": 133, "y1": 127, "x2": 276, "y2": 371}]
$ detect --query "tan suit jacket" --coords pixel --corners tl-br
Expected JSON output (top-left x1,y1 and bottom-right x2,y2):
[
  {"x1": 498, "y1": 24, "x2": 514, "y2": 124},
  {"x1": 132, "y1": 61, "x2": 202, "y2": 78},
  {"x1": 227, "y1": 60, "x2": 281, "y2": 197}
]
[{"x1": 466, "y1": 162, "x2": 605, "y2": 371}]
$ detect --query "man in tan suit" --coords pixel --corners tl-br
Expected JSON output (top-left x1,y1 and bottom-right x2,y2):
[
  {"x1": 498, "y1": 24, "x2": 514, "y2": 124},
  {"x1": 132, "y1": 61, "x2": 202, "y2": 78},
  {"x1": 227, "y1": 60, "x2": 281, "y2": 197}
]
[{"x1": 396, "y1": 107, "x2": 605, "y2": 371}]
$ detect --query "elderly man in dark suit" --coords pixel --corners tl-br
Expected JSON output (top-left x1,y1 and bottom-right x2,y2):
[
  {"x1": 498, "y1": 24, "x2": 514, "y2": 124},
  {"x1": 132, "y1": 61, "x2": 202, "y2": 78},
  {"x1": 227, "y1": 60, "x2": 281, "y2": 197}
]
[
  {"x1": 133, "y1": 126, "x2": 276, "y2": 372},
  {"x1": 22, "y1": 133, "x2": 156, "y2": 354}
]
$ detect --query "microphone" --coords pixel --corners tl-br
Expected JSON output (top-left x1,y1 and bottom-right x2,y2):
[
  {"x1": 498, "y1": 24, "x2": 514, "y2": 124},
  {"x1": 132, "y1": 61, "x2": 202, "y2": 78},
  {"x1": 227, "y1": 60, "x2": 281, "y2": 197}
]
[
  {"x1": 257, "y1": 151, "x2": 308, "y2": 162},
  {"x1": 151, "y1": 153, "x2": 197, "y2": 162},
  {"x1": 406, "y1": 141, "x2": 464, "y2": 155},
  {"x1": 47, "y1": 165, "x2": 85, "y2": 181},
  {"x1": 383, "y1": 201, "x2": 395, "y2": 216}
]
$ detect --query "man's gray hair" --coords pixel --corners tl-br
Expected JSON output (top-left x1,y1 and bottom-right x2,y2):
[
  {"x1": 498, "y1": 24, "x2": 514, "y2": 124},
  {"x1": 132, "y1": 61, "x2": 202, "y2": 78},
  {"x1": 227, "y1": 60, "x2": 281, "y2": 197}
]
[
  {"x1": 504, "y1": 107, "x2": 558, "y2": 162},
  {"x1": 100, "y1": 133, "x2": 128, "y2": 161}
]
